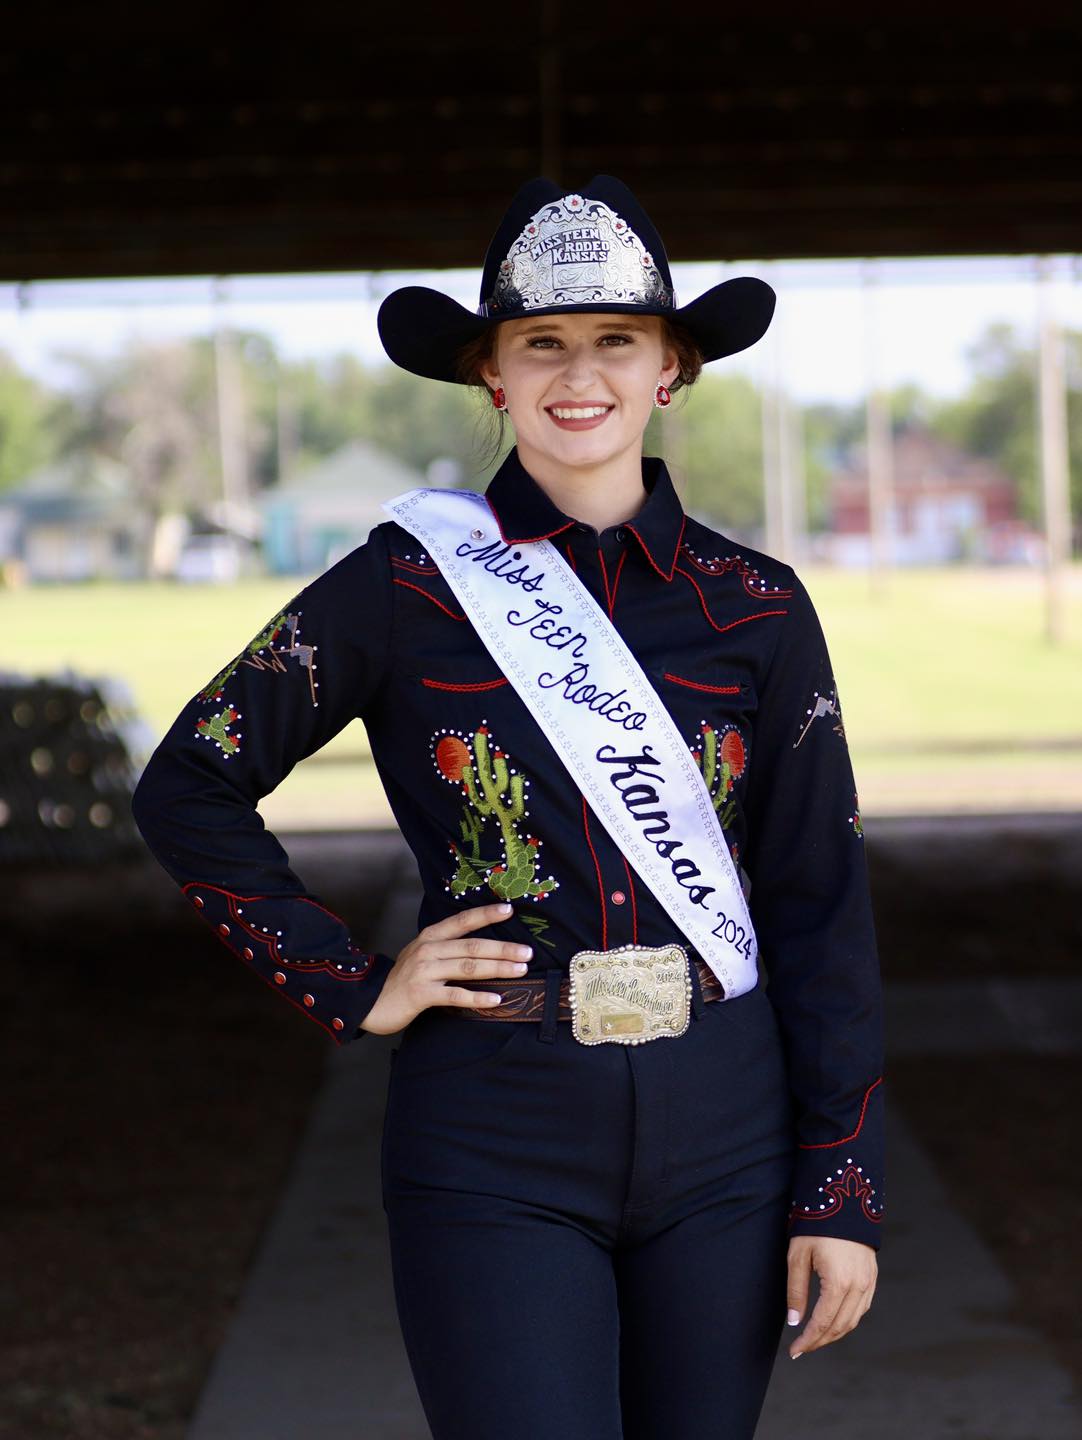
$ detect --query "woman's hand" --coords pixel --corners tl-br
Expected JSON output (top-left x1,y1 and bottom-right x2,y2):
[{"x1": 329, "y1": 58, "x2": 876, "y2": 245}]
[
  {"x1": 358, "y1": 901, "x2": 532, "y2": 1036},
  {"x1": 785, "y1": 1236, "x2": 878, "y2": 1358}
]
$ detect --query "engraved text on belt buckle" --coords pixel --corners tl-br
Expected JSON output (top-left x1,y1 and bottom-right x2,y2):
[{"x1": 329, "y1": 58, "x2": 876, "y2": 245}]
[{"x1": 568, "y1": 943, "x2": 692, "y2": 1045}]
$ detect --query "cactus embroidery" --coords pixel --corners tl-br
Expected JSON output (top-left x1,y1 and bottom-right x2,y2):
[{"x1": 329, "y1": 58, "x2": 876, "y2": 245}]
[
  {"x1": 430, "y1": 723, "x2": 559, "y2": 903},
  {"x1": 691, "y1": 721, "x2": 746, "y2": 831},
  {"x1": 196, "y1": 705, "x2": 242, "y2": 758},
  {"x1": 520, "y1": 911, "x2": 557, "y2": 950},
  {"x1": 200, "y1": 611, "x2": 319, "y2": 708}
]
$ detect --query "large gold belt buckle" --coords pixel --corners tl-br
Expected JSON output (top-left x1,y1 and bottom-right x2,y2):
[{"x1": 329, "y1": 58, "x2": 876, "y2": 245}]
[{"x1": 568, "y1": 943, "x2": 691, "y2": 1045}]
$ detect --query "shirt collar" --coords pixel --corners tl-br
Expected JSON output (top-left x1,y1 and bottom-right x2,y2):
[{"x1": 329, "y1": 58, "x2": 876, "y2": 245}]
[{"x1": 482, "y1": 446, "x2": 686, "y2": 582}]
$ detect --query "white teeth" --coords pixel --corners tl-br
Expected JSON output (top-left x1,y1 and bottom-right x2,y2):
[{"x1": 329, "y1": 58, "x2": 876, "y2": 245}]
[{"x1": 550, "y1": 405, "x2": 611, "y2": 420}]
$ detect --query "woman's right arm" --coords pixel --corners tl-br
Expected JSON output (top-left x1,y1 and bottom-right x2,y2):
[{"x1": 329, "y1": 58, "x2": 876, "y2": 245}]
[
  {"x1": 131, "y1": 529, "x2": 400, "y2": 1044},
  {"x1": 131, "y1": 524, "x2": 532, "y2": 1043}
]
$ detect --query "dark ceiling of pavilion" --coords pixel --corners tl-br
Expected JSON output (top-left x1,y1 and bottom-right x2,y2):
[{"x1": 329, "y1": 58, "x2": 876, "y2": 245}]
[{"x1": 4, "y1": 6, "x2": 1081, "y2": 282}]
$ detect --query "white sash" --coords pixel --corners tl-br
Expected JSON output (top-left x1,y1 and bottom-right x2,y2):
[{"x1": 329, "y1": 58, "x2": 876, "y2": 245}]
[{"x1": 382, "y1": 486, "x2": 758, "y2": 996}]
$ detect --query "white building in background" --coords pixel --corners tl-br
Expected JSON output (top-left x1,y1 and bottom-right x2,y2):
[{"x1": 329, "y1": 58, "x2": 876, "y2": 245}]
[
  {"x1": 259, "y1": 438, "x2": 429, "y2": 574},
  {"x1": 0, "y1": 453, "x2": 143, "y2": 582}
]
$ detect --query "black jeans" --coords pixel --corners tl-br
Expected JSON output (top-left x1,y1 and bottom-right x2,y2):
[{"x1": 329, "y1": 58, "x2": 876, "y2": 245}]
[{"x1": 380, "y1": 966, "x2": 796, "y2": 1440}]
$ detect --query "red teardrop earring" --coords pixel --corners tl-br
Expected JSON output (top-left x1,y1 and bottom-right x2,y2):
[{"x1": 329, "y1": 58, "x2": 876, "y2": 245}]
[
  {"x1": 492, "y1": 386, "x2": 507, "y2": 410},
  {"x1": 654, "y1": 383, "x2": 672, "y2": 409}
]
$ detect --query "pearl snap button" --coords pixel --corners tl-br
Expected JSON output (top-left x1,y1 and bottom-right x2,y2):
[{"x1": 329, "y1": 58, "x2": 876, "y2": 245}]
[
  {"x1": 303, "y1": 993, "x2": 315, "y2": 1007},
  {"x1": 616, "y1": 528, "x2": 627, "y2": 542},
  {"x1": 242, "y1": 947, "x2": 254, "y2": 961},
  {"x1": 610, "y1": 890, "x2": 626, "y2": 905},
  {"x1": 274, "y1": 971, "x2": 286, "y2": 984},
  {"x1": 218, "y1": 923, "x2": 230, "y2": 936},
  {"x1": 332, "y1": 1017, "x2": 345, "y2": 1031}
]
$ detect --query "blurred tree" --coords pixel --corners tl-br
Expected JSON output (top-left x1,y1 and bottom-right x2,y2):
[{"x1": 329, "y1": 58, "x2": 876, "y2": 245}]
[
  {"x1": 648, "y1": 372, "x2": 766, "y2": 534},
  {"x1": 51, "y1": 340, "x2": 216, "y2": 512},
  {"x1": 802, "y1": 399, "x2": 863, "y2": 531},
  {"x1": 934, "y1": 320, "x2": 1082, "y2": 530},
  {"x1": 0, "y1": 352, "x2": 53, "y2": 492},
  {"x1": 279, "y1": 354, "x2": 507, "y2": 482},
  {"x1": 6, "y1": 312, "x2": 1074, "y2": 569}
]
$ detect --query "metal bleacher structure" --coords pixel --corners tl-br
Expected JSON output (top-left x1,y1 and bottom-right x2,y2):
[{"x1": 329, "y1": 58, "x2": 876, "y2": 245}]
[
  {"x1": 0, "y1": 677, "x2": 146, "y2": 864},
  {"x1": 2, "y1": 6, "x2": 1081, "y2": 283}
]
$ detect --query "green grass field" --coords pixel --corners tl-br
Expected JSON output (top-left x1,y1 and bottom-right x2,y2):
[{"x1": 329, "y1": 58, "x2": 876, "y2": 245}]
[{"x1": 6, "y1": 564, "x2": 1082, "y2": 825}]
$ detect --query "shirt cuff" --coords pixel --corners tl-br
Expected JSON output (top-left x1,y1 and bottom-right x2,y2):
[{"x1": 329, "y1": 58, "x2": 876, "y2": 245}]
[
  {"x1": 181, "y1": 881, "x2": 396, "y2": 1045},
  {"x1": 786, "y1": 1077, "x2": 886, "y2": 1251}
]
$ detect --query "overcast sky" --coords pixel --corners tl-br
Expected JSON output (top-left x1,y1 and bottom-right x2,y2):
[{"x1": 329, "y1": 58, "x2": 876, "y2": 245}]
[{"x1": 1, "y1": 253, "x2": 1079, "y2": 409}]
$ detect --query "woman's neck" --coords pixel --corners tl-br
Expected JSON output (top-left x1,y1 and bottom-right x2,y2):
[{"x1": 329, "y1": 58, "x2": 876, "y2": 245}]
[{"x1": 515, "y1": 442, "x2": 649, "y2": 533}]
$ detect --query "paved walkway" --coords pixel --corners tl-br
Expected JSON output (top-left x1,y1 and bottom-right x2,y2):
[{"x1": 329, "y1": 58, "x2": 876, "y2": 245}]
[{"x1": 185, "y1": 828, "x2": 1081, "y2": 1440}]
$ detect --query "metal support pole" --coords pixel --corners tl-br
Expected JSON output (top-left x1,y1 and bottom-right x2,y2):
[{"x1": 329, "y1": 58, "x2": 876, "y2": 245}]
[
  {"x1": 861, "y1": 259, "x2": 894, "y2": 597},
  {"x1": 1035, "y1": 255, "x2": 1071, "y2": 645},
  {"x1": 212, "y1": 276, "x2": 249, "y2": 513}
]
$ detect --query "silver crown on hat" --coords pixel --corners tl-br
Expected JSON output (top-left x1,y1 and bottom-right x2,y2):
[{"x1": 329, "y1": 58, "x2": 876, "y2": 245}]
[{"x1": 478, "y1": 193, "x2": 676, "y2": 318}]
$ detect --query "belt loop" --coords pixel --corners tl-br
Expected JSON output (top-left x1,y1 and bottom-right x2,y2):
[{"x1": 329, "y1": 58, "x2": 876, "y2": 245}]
[
  {"x1": 688, "y1": 954, "x2": 707, "y2": 1020},
  {"x1": 539, "y1": 967, "x2": 560, "y2": 1043}
]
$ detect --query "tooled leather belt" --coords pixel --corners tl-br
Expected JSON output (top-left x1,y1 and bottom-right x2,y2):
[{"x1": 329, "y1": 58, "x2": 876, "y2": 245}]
[{"x1": 457, "y1": 954, "x2": 725, "y2": 1023}]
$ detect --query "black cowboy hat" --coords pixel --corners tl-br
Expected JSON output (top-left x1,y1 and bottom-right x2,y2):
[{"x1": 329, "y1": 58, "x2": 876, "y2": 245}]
[{"x1": 377, "y1": 174, "x2": 776, "y2": 384}]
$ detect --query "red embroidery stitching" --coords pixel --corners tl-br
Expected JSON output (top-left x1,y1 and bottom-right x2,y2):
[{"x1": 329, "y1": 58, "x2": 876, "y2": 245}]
[
  {"x1": 609, "y1": 549, "x2": 627, "y2": 612},
  {"x1": 392, "y1": 577, "x2": 466, "y2": 621},
  {"x1": 679, "y1": 544, "x2": 795, "y2": 600},
  {"x1": 564, "y1": 540, "x2": 578, "y2": 572},
  {"x1": 391, "y1": 556, "x2": 438, "y2": 575},
  {"x1": 674, "y1": 564, "x2": 789, "y2": 634},
  {"x1": 597, "y1": 546, "x2": 613, "y2": 615},
  {"x1": 486, "y1": 495, "x2": 575, "y2": 544},
  {"x1": 621, "y1": 853, "x2": 638, "y2": 942},
  {"x1": 662, "y1": 672, "x2": 741, "y2": 694},
  {"x1": 789, "y1": 1163, "x2": 883, "y2": 1225},
  {"x1": 626, "y1": 518, "x2": 680, "y2": 581},
  {"x1": 594, "y1": 547, "x2": 629, "y2": 618},
  {"x1": 181, "y1": 882, "x2": 376, "y2": 980},
  {"x1": 672, "y1": 513, "x2": 687, "y2": 575},
  {"x1": 420, "y1": 677, "x2": 509, "y2": 692},
  {"x1": 581, "y1": 794, "x2": 607, "y2": 949},
  {"x1": 797, "y1": 1077, "x2": 882, "y2": 1149}
]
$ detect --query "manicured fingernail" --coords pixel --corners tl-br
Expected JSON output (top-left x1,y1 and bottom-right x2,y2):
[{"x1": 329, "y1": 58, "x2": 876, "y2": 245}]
[
  {"x1": 791, "y1": 1351, "x2": 803, "y2": 1359},
  {"x1": 499, "y1": 903, "x2": 512, "y2": 912},
  {"x1": 787, "y1": 1309, "x2": 800, "y2": 1325},
  {"x1": 487, "y1": 993, "x2": 503, "y2": 1004},
  {"x1": 513, "y1": 962, "x2": 528, "y2": 972},
  {"x1": 517, "y1": 946, "x2": 533, "y2": 958}
]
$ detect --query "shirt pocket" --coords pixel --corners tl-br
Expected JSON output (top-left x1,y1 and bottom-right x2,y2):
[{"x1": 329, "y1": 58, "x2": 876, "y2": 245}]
[
  {"x1": 648, "y1": 663, "x2": 748, "y2": 734},
  {"x1": 647, "y1": 664, "x2": 751, "y2": 793},
  {"x1": 404, "y1": 650, "x2": 511, "y2": 696}
]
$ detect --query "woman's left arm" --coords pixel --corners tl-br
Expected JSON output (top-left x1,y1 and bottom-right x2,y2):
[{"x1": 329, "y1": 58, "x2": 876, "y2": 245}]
[{"x1": 740, "y1": 572, "x2": 884, "y2": 1349}]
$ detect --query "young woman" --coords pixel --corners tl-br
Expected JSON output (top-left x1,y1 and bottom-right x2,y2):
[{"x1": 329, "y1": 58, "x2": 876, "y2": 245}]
[{"x1": 132, "y1": 175, "x2": 884, "y2": 1440}]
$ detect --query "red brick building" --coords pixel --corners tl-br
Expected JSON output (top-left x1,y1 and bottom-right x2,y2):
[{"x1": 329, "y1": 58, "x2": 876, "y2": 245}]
[{"x1": 825, "y1": 425, "x2": 1039, "y2": 565}]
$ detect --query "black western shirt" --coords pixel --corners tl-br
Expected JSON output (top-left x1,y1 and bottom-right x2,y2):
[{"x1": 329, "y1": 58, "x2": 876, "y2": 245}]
[{"x1": 132, "y1": 446, "x2": 886, "y2": 1250}]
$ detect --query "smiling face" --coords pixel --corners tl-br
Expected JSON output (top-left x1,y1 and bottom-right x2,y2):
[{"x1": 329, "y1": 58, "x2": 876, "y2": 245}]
[{"x1": 478, "y1": 312, "x2": 680, "y2": 481}]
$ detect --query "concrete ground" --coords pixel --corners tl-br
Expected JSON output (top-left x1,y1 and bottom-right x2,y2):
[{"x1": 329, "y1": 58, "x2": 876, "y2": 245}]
[{"x1": 183, "y1": 825, "x2": 1082, "y2": 1440}]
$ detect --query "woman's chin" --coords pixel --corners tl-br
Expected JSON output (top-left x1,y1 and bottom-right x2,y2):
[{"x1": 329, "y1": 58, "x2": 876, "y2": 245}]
[{"x1": 523, "y1": 429, "x2": 631, "y2": 471}]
